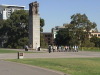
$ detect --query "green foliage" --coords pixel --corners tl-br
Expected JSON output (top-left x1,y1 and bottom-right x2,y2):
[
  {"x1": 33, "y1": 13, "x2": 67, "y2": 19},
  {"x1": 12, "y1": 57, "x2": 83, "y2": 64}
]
[
  {"x1": 40, "y1": 18, "x2": 45, "y2": 27},
  {"x1": 40, "y1": 33, "x2": 48, "y2": 48},
  {"x1": 55, "y1": 28, "x2": 71, "y2": 46},
  {"x1": 90, "y1": 36, "x2": 100, "y2": 47},
  {"x1": 70, "y1": 13, "x2": 97, "y2": 39},
  {"x1": 0, "y1": 49, "x2": 19, "y2": 53},
  {"x1": 0, "y1": 10, "x2": 45, "y2": 48},
  {"x1": 2, "y1": 10, "x2": 29, "y2": 48},
  {"x1": 57, "y1": 13, "x2": 97, "y2": 47},
  {"x1": 81, "y1": 38, "x2": 95, "y2": 47},
  {"x1": 40, "y1": 18, "x2": 45, "y2": 32},
  {"x1": 0, "y1": 49, "x2": 34, "y2": 53},
  {"x1": 70, "y1": 13, "x2": 96, "y2": 31},
  {"x1": 0, "y1": 20, "x2": 5, "y2": 35},
  {"x1": 40, "y1": 18, "x2": 46, "y2": 46}
]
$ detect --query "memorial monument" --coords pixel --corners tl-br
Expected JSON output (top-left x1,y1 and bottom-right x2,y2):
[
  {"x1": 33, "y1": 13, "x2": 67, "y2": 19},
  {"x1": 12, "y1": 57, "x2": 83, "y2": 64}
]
[{"x1": 29, "y1": 1, "x2": 40, "y2": 49}]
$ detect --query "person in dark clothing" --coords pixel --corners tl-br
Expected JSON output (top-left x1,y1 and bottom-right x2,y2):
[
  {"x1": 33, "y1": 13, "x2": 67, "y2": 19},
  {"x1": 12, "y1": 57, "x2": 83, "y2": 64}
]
[
  {"x1": 25, "y1": 45, "x2": 28, "y2": 51},
  {"x1": 48, "y1": 45, "x2": 51, "y2": 53}
]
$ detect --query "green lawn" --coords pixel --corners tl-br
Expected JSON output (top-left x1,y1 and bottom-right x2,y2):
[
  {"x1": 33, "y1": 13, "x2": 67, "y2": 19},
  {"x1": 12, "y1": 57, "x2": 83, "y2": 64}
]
[
  {"x1": 0, "y1": 49, "x2": 34, "y2": 53},
  {"x1": 0, "y1": 49, "x2": 19, "y2": 53},
  {"x1": 8, "y1": 58, "x2": 100, "y2": 75}
]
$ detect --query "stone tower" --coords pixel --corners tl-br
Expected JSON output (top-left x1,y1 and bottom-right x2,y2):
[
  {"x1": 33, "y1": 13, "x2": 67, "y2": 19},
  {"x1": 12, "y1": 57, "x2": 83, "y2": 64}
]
[{"x1": 29, "y1": 1, "x2": 40, "y2": 49}]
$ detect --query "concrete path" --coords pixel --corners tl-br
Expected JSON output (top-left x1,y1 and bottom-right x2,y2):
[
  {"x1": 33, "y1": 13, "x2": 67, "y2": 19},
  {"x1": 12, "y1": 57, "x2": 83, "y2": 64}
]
[
  {"x1": 0, "y1": 51, "x2": 100, "y2": 59},
  {"x1": 0, "y1": 60, "x2": 64, "y2": 75},
  {"x1": 24, "y1": 51, "x2": 100, "y2": 58}
]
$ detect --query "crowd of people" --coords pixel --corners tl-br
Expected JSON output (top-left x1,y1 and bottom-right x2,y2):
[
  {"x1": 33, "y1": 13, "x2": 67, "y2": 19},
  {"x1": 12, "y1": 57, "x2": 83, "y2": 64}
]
[
  {"x1": 24, "y1": 44, "x2": 79, "y2": 53},
  {"x1": 48, "y1": 45, "x2": 79, "y2": 53}
]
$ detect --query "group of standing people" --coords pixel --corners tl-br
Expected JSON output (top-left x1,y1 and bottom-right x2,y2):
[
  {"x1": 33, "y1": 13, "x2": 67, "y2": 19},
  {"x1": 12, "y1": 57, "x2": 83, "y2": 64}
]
[
  {"x1": 48, "y1": 45, "x2": 79, "y2": 53},
  {"x1": 24, "y1": 45, "x2": 78, "y2": 52}
]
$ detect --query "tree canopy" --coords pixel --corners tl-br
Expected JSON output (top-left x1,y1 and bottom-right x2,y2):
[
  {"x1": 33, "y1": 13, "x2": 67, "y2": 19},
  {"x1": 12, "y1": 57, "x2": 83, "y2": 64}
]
[
  {"x1": 55, "y1": 28, "x2": 71, "y2": 46},
  {"x1": 90, "y1": 36, "x2": 100, "y2": 47},
  {"x1": 55, "y1": 13, "x2": 97, "y2": 47},
  {"x1": 0, "y1": 10, "x2": 45, "y2": 48},
  {"x1": 1, "y1": 10, "x2": 29, "y2": 48}
]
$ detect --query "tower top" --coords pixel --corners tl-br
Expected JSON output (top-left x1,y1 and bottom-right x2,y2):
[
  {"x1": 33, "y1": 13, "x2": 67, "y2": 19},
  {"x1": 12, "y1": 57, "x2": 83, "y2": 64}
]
[{"x1": 29, "y1": 1, "x2": 39, "y2": 15}]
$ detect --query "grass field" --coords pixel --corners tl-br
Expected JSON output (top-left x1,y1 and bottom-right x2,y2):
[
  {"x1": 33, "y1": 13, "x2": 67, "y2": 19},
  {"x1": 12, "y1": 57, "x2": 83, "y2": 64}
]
[
  {"x1": 0, "y1": 49, "x2": 19, "y2": 53},
  {"x1": 8, "y1": 58, "x2": 100, "y2": 75},
  {"x1": 0, "y1": 49, "x2": 34, "y2": 53}
]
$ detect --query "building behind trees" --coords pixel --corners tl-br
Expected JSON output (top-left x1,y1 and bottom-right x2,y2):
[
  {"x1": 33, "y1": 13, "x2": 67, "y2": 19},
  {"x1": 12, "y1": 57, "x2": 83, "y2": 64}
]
[{"x1": 0, "y1": 4, "x2": 25, "y2": 20}]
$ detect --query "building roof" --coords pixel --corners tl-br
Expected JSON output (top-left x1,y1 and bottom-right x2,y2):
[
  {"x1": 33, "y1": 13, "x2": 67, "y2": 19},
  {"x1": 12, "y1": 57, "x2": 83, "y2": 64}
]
[
  {"x1": 41, "y1": 32, "x2": 52, "y2": 34},
  {"x1": 0, "y1": 4, "x2": 25, "y2": 8}
]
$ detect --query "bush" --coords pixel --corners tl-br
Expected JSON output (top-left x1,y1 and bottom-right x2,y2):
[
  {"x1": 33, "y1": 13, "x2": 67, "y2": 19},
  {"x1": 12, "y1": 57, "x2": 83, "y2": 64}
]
[
  {"x1": 80, "y1": 47, "x2": 100, "y2": 51},
  {"x1": 82, "y1": 39, "x2": 95, "y2": 47}
]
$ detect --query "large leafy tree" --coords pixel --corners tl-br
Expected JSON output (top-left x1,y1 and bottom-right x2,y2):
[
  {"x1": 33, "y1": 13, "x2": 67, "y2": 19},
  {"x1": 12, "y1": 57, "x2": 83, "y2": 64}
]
[
  {"x1": 3, "y1": 10, "x2": 29, "y2": 48},
  {"x1": 55, "y1": 13, "x2": 97, "y2": 47},
  {"x1": 0, "y1": 10, "x2": 46, "y2": 48},
  {"x1": 70, "y1": 13, "x2": 97, "y2": 38},
  {"x1": 66, "y1": 14, "x2": 97, "y2": 37},
  {"x1": 66, "y1": 13, "x2": 97, "y2": 46}
]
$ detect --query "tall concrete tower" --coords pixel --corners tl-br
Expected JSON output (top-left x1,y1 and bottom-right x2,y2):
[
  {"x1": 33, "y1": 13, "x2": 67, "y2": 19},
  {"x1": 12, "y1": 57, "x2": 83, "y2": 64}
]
[{"x1": 29, "y1": 1, "x2": 40, "y2": 49}]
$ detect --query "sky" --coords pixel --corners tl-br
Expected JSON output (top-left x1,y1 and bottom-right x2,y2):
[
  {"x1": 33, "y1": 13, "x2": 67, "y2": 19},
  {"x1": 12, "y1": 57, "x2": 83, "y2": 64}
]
[{"x1": 0, "y1": 0, "x2": 100, "y2": 32}]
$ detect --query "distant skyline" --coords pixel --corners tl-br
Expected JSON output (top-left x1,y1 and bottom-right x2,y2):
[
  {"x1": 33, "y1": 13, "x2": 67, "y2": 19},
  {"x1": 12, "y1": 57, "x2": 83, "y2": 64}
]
[{"x1": 0, "y1": 0, "x2": 100, "y2": 32}]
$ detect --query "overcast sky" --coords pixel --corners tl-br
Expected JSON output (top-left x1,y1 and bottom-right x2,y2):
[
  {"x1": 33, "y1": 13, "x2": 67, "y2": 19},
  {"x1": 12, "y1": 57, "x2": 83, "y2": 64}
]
[{"x1": 0, "y1": 0, "x2": 100, "y2": 32}]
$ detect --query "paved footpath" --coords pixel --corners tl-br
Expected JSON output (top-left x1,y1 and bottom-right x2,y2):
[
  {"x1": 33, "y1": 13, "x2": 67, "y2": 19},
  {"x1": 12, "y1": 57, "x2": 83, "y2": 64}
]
[
  {"x1": 0, "y1": 60, "x2": 64, "y2": 75},
  {"x1": 0, "y1": 51, "x2": 100, "y2": 59}
]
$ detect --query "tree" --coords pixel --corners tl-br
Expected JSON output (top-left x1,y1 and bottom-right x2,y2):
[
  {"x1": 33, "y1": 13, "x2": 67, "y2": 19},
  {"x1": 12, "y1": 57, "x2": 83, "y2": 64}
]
[
  {"x1": 65, "y1": 13, "x2": 97, "y2": 47},
  {"x1": 55, "y1": 28, "x2": 71, "y2": 46},
  {"x1": 55, "y1": 13, "x2": 97, "y2": 47},
  {"x1": 90, "y1": 36, "x2": 100, "y2": 47},
  {"x1": 0, "y1": 20, "x2": 6, "y2": 36},
  {"x1": 40, "y1": 33, "x2": 48, "y2": 48},
  {"x1": 40, "y1": 18, "x2": 45, "y2": 32},
  {"x1": 97, "y1": 38, "x2": 100, "y2": 48},
  {"x1": 81, "y1": 38, "x2": 95, "y2": 47},
  {"x1": 3, "y1": 10, "x2": 29, "y2": 48},
  {"x1": 0, "y1": 10, "x2": 46, "y2": 48},
  {"x1": 70, "y1": 13, "x2": 97, "y2": 38},
  {"x1": 40, "y1": 18, "x2": 47, "y2": 48}
]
